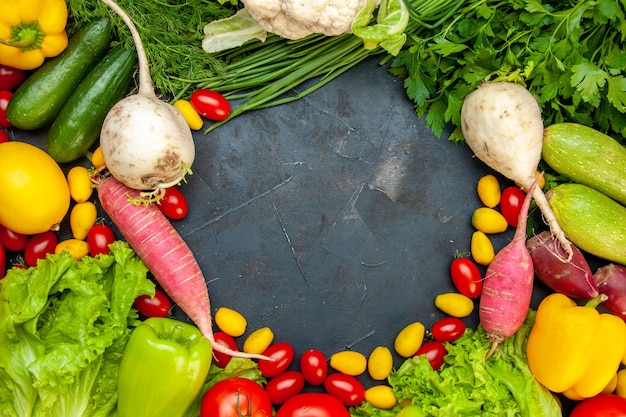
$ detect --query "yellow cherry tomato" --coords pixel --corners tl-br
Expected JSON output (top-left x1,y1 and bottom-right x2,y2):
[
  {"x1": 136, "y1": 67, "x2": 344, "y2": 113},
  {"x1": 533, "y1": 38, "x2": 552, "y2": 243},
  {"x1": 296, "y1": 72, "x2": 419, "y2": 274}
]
[
  {"x1": 365, "y1": 385, "x2": 397, "y2": 409},
  {"x1": 534, "y1": 170, "x2": 546, "y2": 189},
  {"x1": 616, "y1": 369, "x2": 626, "y2": 398},
  {"x1": 69, "y1": 201, "x2": 97, "y2": 240},
  {"x1": 67, "y1": 166, "x2": 93, "y2": 203},
  {"x1": 435, "y1": 293, "x2": 474, "y2": 318},
  {"x1": 329, "y1": 351, "x2": 367, "y2": 376},
  {"x1": 471, "y1": 230, "x2": 495, "y2": 266},
  {"x1": 215, "y1": 307, "x2": 247, "y2": 337},
  {"x1": 394, "y1": 322, "x2": 425, "y2": 358},
  {"x1": 243, "y1": 327, "x2": 274, "y2": 354},
  {"x1": 471, "y1": 207, "x2": 508, "y2": 234},
  {"x1": 91, "y1": 146, "x2": 106, "y2": 169},
  {"x1": 477, "y1": 174, "x2": 501, "y2": 208},
  {"x1": 368, "y1": 345, "x2": 393, "y2": 380},
  {"x1": 174, "y1": 99, "x2": 203, "y2": 130},
  {"x1": 55, "y1": 239, "x2": 89, "y2": 260}
]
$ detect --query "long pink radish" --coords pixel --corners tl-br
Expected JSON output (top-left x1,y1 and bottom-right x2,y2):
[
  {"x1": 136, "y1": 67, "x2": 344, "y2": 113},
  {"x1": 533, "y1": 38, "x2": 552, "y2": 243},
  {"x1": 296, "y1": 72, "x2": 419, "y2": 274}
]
[
  {"x1": 96, "y1": 175, "x2": 268, "y2": 360},
  {"x1": 479, "y1": 177, "x2": 539, "y2": 359}
]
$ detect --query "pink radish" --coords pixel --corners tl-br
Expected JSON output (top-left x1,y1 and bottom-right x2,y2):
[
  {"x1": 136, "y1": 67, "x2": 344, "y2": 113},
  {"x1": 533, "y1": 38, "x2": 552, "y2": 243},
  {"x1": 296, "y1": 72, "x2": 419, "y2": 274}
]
[
  {"x1": 479, "y1": 177, "x2": 539, "y2": 358},
  {"x1": 96, "y1": 175, "x2": 267, "y2": 360},
  {"x1": 595, "y1": 264, "x2": 626, "y2": 320},
  {"x1": 461, "y1": 81, "x2": 572, "y2": 258},
  {"x1": 527, "y1": 231, "x2": 599, "y2": 300}
]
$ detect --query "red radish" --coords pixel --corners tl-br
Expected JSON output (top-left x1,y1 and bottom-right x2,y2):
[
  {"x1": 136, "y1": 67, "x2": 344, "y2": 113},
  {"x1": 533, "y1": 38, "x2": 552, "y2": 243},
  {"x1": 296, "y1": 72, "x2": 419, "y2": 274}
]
[
  {"x1": 527, "y1": 231, "x2": 598, "y2": 300},
  {"x1": 594, "y1": 264, "x2": 626, "y2": 320},
  {"x1": 95, "y1": 175, "x2": 267, "y2": 360},
  {"x1": 479, "y1": 177, "x2": 538, "y2": 358}
]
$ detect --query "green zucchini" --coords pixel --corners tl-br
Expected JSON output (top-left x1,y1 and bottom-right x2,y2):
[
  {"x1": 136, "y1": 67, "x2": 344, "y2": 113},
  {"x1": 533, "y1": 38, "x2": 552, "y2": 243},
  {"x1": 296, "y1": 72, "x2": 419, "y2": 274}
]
[
  {"x1": 7, "y1": 18, "x2": 113, "y2": 130},
  {"x1": 548, "y1": 183, "x2": 626, "y2": 265},
  {"x1": 543, "y1": 122, "x2": 626, "y2": 206},
  {"x1": 46, "y1": 47, "x2": 137, "y2": 163}
]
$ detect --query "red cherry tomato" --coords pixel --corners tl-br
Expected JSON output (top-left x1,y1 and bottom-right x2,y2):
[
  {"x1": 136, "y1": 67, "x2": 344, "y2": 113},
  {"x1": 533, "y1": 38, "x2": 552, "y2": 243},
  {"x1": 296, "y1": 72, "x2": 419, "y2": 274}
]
[
  {"x1": 415, "y1": 340, "x2": 447, "y2": 371},
  {"x1": 500, "y1": 187, "x2": 525, "y2": 227},
  {"x1": 24, "y1": 231, "x2": 57, "y2": 267},
  {"x1": 258, "y1": 342, "x2": 295, "y2": 378},
  {"x1": 0, "y1": 65, "x2": 26, "y2": 90},
  {"x1": 265, "y1": 370, "x2": 305, "y2": 405},
  {"x1": 276, "y1": 393, "x2": 350, "y2": 417},
  {"x1": 86, "y1": 223, "x2": 116, "y2": 256},
  {"x1": 133, "y1": 288, "x2": 172, "y2": 318},
  {"x1": 431, "y1": 317, "x2": 466, "y2": 342},
  {"x1": 450, "y1": 257, "x2": 483, "y2": 298},
  {"x1": 0, "y1": 242, "x2": 6, "y2": 279},
  {"x1": 0, "y1": 225, "x2": 30, "y2": 252},
  {"x1": 212, "y1": 331, "x2": 239, "y2": 368},
  {"x1": 570, "y1": 394, "x2": 626, "y2": 417},
  {"x1": 201, "y1": 377, "x2": 273, "y2": 417},
  {"x1": 190, "y1": 89, "x2": 231, "y2": 121},
  {"x1": 299, "y1": 349, "x2": 328, "y2": 386},
  {"x1": 0, "y1": 129, "x2": 8, "y2": 143},
  {"x1": 323, "y1": 373, "x2": 366, "y2": 407},
  {"x1": 157, "y1": 187, "x2": 189, "y2": 220},
  {"x1": 0, "y1": 90, "x2": 13, "y2": 128}
]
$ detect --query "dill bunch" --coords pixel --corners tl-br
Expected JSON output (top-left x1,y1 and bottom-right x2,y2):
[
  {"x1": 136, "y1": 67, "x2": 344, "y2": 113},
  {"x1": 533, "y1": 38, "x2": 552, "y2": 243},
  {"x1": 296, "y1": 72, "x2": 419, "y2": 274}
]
[{"x1": 66, "y1": 0, "x2": 236, "y2": 97}]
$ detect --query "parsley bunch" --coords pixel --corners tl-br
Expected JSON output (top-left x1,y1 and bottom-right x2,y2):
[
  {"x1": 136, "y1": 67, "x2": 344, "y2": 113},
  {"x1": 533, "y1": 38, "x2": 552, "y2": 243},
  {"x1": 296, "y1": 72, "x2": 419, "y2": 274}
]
[{"x1": 393, "y1": 0, "x2": 626, "y2": 143}]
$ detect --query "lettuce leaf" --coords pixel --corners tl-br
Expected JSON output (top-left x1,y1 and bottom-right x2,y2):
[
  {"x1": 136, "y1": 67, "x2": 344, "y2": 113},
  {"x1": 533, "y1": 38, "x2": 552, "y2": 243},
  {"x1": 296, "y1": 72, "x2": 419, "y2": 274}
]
[
  {"x1": 351, "y1": 311, "x2": 562, "y2": 417},
  {"x1": 0, "y1": 241, "x2": 154, "y2": 417}
]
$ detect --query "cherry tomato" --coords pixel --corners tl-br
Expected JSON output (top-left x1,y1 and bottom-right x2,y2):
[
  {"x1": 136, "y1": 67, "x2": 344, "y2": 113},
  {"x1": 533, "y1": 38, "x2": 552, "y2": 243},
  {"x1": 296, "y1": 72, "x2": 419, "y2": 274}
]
[
  {"x1": 190, "y1": 89, "x2": 231, "y2": 121},
  {"x1": 0, "y1": 90, "x2": 13, "y2": 128},
  {"x1": 0, "y1": 65, "x2": 26, "y2": 90},
  {"x1": 212, "y1": 331, "x2": 240, "y2": 368},
  {"x1": 86, "y1": 223, "x2": 116, "y2": 256},
  {"x1": 570, "y1": 394, "x2": 626, "y2": 417},
  {"x1": 415, "y1": 340, "x2": 447, "y2": 371},
  {"x1": 24, "y1": 231, "x2": 58, "y2": 267},
  {"x1": 258, "y1": 342, "x2": 295, "y2": 378},
  {"x1": 500, "y1": 187, "x2": 525, "y2": 227},
  {"x1": 299, "y1": 349, "x2": 328, "y2": 386},
  {"x1": 265, "y1": 370, "x2": 305, "y2": 405},
  {"x1": 0, "y1": 242, "x2": 6, "y2": 279},
  {"x1": 323, "y1": 373, "x2": 366, "y2": 407},
  {"x1": 133, "y1": 288, "x2": 172, "y2": 318},
  {"x1": 157, "y1": 187, "x2": 189, "y2": 220},
  {"x1": 275, "y1": 393, "x2": 350, "y2": 417},
  {"x1": 450, "y1": 257, "x2": 483, "y2": 298},
  {"x1": 431, "y1": 317, "x2": 466, "y2": 342},
  {"x1": 201, "y1": 377, "x2": 273, "y2": 417},
  {"x1": 0, "y1": 225, "x2": 30, "y2": 252},
  {"x1": 0, "y1": 129, "x2": 8, "y2": 143}
]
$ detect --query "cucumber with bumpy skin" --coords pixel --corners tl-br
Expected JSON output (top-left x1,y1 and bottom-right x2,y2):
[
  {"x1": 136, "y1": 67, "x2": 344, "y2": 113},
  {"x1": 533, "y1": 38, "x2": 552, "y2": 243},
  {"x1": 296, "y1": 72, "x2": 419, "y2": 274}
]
[
  {"x1": 547, "y1": 183, "x2": 626, "y2": 265},
  {"x1": 6, "y1": 18, "x2": 113, "y2": 130},
  {"x1": 46, "y1": 47, "x2": 137, "y2": 163},
  {"x1": 542, "y1": 123, "x2": 626, "y2": 206}
]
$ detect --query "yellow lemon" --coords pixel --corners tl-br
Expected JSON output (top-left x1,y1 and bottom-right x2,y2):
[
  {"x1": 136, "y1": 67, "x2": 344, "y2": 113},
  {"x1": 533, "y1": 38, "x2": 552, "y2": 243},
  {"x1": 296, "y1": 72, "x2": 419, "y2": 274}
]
[{"x1": 0, "y1": 142, "x2": 70, "y2": 235}]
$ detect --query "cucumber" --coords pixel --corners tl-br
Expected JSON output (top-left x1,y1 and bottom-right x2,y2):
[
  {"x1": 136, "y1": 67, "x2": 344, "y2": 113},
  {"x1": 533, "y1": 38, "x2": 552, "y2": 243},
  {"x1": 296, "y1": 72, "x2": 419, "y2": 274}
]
[
  {"x1": 543, "y1": 122, "x2": 626, "y2": 206},
  {"x1": 46, "y1": 47, "x2": 137, "y2": 163},
  {"x1": 547, "y1": 183, "x2": 626, "y2": 265},
  {"x1": 6, "y1": 18, "x2": 113, "y2": 130}
]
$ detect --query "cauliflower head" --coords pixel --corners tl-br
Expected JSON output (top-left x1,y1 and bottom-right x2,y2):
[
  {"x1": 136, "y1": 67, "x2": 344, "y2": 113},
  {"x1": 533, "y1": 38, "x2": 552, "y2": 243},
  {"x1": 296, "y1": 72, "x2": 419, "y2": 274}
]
[{"x1": 242, "y1": 0, "x2": 382, "y2": 40}]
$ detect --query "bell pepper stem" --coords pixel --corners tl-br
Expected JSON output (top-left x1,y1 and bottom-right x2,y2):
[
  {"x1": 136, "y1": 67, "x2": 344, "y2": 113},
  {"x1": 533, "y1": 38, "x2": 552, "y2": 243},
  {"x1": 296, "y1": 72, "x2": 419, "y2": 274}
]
[{"x1": 585, "y1": 293, "x2": 609, "y2": 309}]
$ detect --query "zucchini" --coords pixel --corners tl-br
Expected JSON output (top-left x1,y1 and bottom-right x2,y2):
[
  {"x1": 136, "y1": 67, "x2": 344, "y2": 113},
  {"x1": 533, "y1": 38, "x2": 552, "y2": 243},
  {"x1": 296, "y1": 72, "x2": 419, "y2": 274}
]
[
  {"x1": 543, "y1": 122, "x2": 626, "y2": 206},
  {"x1": 547, "y1": 183, "x2": 626, "y2": 265},
  {"x1": 46, "y1": 47, "x2": 137, "y2": 163},
  {"x1": 6, "y1": 18, "x2": 113, "y2": 130}
]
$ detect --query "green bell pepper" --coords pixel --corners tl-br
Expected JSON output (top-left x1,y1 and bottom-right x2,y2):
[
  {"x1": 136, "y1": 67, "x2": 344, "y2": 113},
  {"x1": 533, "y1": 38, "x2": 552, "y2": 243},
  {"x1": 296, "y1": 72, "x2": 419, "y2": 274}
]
[{"x1": 117, "y1": 317, "x2": 212, "y2": 417}]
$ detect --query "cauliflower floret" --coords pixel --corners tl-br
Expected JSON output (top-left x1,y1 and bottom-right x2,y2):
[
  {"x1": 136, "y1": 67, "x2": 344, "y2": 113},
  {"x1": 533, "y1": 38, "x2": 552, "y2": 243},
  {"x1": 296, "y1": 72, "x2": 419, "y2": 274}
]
[{"x1": 242, "y1": 0, "x2": 382, "y2": 40}]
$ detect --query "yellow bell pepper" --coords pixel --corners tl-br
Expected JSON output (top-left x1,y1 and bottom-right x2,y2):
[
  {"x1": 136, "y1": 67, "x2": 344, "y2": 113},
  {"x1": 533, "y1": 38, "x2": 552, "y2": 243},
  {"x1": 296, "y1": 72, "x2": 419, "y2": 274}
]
[
  {"x1": 526, "y1": 293, "x2": 626, "y2": 399},
  {"x1": 0, "y1": 0, "x2": 68, "y2": 70}
]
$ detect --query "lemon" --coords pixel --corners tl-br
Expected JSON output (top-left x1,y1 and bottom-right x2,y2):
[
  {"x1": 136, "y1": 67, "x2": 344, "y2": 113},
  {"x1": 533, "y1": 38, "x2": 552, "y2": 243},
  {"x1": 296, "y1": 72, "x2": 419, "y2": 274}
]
[{"x1": 0, "y1": 142, "x2": 70, "y2": 235}]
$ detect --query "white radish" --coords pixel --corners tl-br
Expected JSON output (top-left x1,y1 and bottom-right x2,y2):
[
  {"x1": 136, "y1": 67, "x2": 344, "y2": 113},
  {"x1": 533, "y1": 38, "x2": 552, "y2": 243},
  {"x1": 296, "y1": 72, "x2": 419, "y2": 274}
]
[
  {"x1": 99, "y1": 0, "x2": 195, "y2": 193},
  {"x1": 460, "y1": 81, "x2": 572, "y2": 257}
]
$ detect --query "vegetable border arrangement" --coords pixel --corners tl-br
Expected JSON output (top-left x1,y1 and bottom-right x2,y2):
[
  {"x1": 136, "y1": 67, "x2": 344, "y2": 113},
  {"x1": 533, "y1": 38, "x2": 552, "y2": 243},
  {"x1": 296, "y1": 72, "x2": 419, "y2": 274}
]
[{"x1": 2, "y1": 0, "x2": 626, "y2": 416}]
